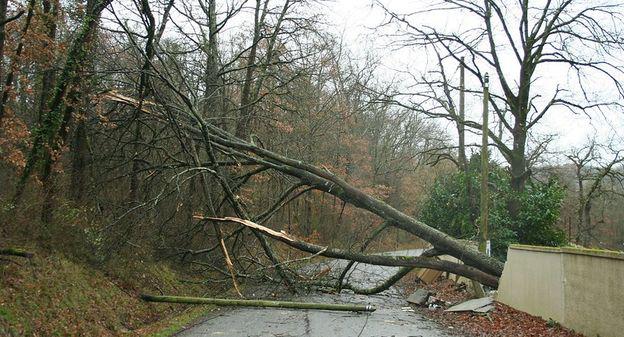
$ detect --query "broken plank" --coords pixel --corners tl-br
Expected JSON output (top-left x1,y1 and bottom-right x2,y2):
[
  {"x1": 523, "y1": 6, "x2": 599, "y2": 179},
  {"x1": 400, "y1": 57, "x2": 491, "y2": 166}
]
[{"x1": 445, "y1": 297, "x2": 493, "y2": 312}]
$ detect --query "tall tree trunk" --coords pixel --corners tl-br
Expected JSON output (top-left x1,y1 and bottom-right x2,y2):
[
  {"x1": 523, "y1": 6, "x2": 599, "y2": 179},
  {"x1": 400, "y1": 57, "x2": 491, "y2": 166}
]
[
  {"x1": 0, "y1": 0, "x2": 35, "y2": 123},
  {"x1": 129, "y1": 0, "x2": 156, "y2": 203},
  {"x1": 41, "y1": 81, "x2": 85, "y2": 223},
  {"x1": 457, "y1": 57, "x2": 467, "y2": 171},
  {"x1": 575, "y1": 170, "x2": 584, "y2": 244},
  {"x1": 41, "y1": 0, "x2": 105, "y2": 222},
  {"x1": 0, "y1": 0, "x2": 7, "y2": 86},
  {"x1": 13, "y1": 0, "x2": 111, "y2": 206},
  {"x1": 37, "y1": 0, "x2": 59, "y2": 123},
  {"x1": 582, "y1": 201, "x2": 591, "y2": 246},
  {"x1": 70, "y1": 118, "x2": 88, "y2": 202},
  {"x1": 508, "y1": 119, "x2": 528, "y2": 219},
  {"x1": 235, "y1": 0, "x2": 265, "y2": 138},
  {"x1": 202, "y1": 0, "x2": 221, "y2": 117},
  {"x1": 38, "y1": 0, "x2": 60, "y2": 220}
]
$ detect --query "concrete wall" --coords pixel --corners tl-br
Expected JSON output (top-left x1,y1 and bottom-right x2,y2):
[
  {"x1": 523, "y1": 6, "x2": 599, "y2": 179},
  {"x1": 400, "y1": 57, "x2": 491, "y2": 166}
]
[
  {"x1": 496, "y1": 246, "x2": 565, "y2": 323},
  {"x1": 496, "y1": 245, "x2": 624, "y2": 337}
]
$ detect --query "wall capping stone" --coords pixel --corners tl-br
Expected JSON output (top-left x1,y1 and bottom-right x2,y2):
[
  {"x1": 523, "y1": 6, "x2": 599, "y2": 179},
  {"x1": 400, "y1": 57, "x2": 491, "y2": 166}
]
[{"x1": 509, "y1": 244, "x2": 624, "y2": 261}]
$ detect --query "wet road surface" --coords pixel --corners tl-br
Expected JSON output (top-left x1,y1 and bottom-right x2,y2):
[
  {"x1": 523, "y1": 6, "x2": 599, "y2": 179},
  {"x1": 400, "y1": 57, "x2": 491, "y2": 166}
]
[{"x1": 175, "y1": 250, "x2": 461, "y2": 337}]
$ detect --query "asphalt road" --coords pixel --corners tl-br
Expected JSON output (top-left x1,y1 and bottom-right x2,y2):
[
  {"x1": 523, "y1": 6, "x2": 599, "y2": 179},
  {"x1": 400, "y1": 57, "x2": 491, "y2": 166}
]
[{"x1": 175, "y1": 250, "x2": 460, "y2": 337}]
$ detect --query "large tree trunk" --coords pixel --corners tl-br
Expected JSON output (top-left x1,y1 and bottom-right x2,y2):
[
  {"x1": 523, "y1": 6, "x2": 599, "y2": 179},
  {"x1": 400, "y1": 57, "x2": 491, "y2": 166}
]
[
  {"x1": 41, "y1": 0, "x2": 105, "y2": 223},
  {"x1": 159, "y1": 115, "x2": 505, "y2": 279},
  {"x1": 37, "y1": 0, "x2": 59, "y2": 123},
  {"x1": 202, "y1": 0, "x2": 221, "y2": 117},
  {"x1": 235, "y1": 0, "x2": 264, "y2": 138},
  {"x1": 13, "y1": 0, "x2": 111, "y2": 205},
  {"x1": 0, "y1": 0, "x2": 7, "y2": 87},
  {"x1": 508, "y1": 121, "x2": 528, "y2": 219},
  {"x1": 457, "y1": 57, "x2": 467, "y2": 171}
]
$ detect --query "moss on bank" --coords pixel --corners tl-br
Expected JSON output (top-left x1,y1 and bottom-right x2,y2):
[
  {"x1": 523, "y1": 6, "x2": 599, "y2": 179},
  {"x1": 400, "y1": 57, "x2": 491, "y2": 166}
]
[{"x1": 0, "y1": 248, "x2": 217, "y2": 336}]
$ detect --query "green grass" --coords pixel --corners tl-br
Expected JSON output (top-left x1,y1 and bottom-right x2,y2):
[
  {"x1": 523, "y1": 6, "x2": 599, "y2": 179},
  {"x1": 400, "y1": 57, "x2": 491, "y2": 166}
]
[
  {"x1": 0, "y1": 249, "x2": 215, "y2": 336},
  {"x1": 0, "y1": 308, "x2": 14, "y2": 322},
  {"x1": 147, "y1": 306, "x2": 216, "y2": 337}
]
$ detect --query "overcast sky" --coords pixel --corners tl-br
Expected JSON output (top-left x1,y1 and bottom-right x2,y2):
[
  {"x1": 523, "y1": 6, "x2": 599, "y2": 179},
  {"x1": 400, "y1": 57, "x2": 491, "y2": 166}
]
[
  {"x1": 106, "y1": 0, "x2": 623, "y2": 164},
  {"x1": 323, "y1": 0, "x2": 624, "y2": 163}
]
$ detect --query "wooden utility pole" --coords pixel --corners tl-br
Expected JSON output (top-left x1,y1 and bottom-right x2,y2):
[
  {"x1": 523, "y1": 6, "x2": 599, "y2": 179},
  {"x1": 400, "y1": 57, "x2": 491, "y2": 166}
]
[
  {"x1": 458, "y1": 57, "x2": 467, "y2": 170},
  {"x1": 480, "y1": 74, "x2": 490, "y2": 255},
  {"x1": 473, "y1": 74, "x2": 490, "y2": 295},
  {"x1": 141, "y1": 294, "x2": 377, "y2": 312}
]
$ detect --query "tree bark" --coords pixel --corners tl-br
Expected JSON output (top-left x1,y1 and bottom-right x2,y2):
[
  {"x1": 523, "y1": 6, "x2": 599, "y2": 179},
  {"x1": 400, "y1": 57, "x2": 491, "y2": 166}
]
[
  {"x1": 13, "y1": 0, "x2": 111, "y2": 205},
  {"x1": 339, "y1": 266, "x2": 415, "y2": 295},
  {"x1": 37, "y1": 0, "x2": 59, "y2": 124},
  {"x1": 0, "y1": 0, "x2": 7, "y2": 87},
  {"x1": 0, "y1": 0, "x2": 35, "y2": 123},
  {"x1": 140, "y1": 294, "x2": 376, "y2": 312},
  {"x1": 0, "y1": 248, "x2": 33, "y2": 258},
  {"x1": 457, "y1": 57, "x2": 466, "y2": 170},
  {"x1": 198, "y1": 128, "x2": 505, "y2": 278},
  {"x1": 479, "y1": 75, "x2": 489, "y2": 253}
]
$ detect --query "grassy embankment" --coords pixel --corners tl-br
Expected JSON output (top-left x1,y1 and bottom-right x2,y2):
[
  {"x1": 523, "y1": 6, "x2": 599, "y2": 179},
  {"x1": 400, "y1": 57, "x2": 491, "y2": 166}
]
[
  {"x1": 0, "y1": 246, "x2": 222, "y2": 336},
  {"x1": 0, "y1": 196, "x2": 228, "y2": 336}
]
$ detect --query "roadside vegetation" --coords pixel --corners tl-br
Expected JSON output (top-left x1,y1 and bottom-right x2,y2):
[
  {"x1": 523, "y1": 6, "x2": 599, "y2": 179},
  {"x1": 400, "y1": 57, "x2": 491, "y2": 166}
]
[
  {"x1": 420, "y1": 155, "x2": 566, "y2": 261},
  {"x1": 1, "y1": 0, "x2": 623, "y2": 334}
]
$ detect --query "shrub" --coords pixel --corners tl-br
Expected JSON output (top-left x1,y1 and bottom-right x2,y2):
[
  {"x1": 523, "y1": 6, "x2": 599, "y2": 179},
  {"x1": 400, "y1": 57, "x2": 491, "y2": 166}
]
[{"x1": 419, "y1": 157, "x2": 566, "y2": 260}]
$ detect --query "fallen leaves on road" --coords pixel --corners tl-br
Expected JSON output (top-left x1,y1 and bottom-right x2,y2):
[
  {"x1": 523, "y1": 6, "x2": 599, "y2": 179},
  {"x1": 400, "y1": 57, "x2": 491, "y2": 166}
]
[{"x1": 403, "y1": 278, "x2": 585, "y2": 337}]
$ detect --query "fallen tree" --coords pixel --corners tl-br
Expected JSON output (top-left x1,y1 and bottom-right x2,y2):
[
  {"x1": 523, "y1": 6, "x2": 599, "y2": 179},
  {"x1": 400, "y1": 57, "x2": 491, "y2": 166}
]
[
  {"x1": 195, "y1": 127, "x2": 504, "y2": 279},
  {"x1": 204, "y1": 217, "x2": 499, "y2": 288},
  {"x1": 140, "y1": 294, "x2": 376, "y2": 312},
  {"x1": 156, "y1": 105, "x2": 504, "y2": 278},
  {"x1": 337, "y1": 221, "x2": 391, "y2": 293},
  {"x1": 331, "y1": 267, "x2": 415, "y2": 295},
  {"x1": 100, "y1": 56, "x2": 505, "y2": 287}
]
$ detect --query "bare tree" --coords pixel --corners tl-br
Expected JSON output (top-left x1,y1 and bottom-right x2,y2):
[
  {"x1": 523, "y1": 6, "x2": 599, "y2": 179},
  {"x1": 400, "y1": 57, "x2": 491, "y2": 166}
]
[
  {"x1": 379, "y1": 0, "x2": 624, "y2": 217},
  {"x1": 566, "y1": 140, "x2": 624, "y2": 246},
  {"x1": 13, "y1": 0, "x2": 113, "y2": 219}
]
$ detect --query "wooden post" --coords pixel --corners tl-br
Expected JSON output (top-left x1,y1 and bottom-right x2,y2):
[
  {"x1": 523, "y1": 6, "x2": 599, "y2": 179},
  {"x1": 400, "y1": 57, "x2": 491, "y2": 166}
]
[
  {"x1": 140, "y1": 294, "x2": 376, "y2": 312},
  {"x1": 458, "y1": 57, "x2": 467, "y2": 170},
  {"x1": 479, "y1": 74, "x2": 490, "y2": 255}
]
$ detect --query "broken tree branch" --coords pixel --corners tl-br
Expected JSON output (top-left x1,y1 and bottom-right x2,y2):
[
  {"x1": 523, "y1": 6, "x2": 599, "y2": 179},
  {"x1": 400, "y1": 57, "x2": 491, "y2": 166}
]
[
  {"x1": 193, "y1": 122, "x2": 505, "y2": 278},
  {"x1": 140, "y1": 294, "x2": 376, "y2": 312},
  {"x1": 106, "y1": 66, "x2": 504, "y2": 280},
  {"x1": 337, "y1": 221, "x2": 390, "y2": 292},
  {"x1": 205, "y1": 217, "x2": 499, "y2": 288},
  {"x1": 340, "y1": 266, "x2": 415, "y2": 295},
  {"x1": 0, "y1": 248, "x2": 34, "y2": 258}
]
